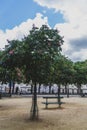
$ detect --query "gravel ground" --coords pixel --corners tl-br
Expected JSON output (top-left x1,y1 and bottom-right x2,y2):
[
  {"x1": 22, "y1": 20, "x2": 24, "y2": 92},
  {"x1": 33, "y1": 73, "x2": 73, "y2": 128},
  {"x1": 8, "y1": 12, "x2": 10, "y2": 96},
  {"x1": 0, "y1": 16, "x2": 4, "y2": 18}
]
[{"x1": 0, "y1": 97, "x2": 87, "y2": 130}]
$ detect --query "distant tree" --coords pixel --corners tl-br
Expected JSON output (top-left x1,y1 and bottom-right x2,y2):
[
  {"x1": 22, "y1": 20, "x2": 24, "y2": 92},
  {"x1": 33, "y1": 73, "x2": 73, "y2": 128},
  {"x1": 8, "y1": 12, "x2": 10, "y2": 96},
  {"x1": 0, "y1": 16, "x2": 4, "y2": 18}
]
[
  {"x1": 73, "y1": 61, "x2": 87, "y2": 95},
  {"x1": 0, "y1": 40, "x2": 25, "y2": 95},
  {"x1": 53, "y1": 55, "x2": 74, "y2": 97}
]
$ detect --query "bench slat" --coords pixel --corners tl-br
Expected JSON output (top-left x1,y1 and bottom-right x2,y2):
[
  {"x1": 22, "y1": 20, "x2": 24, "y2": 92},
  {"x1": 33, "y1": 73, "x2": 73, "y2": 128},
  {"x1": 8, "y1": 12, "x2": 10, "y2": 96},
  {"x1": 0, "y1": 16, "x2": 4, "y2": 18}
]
[
  {"x1": 43, "y1": 96, "x2": 64, "y2": 99},
  {"x1": 42, "y1": 102, "x2": 64, "y2": 105}
]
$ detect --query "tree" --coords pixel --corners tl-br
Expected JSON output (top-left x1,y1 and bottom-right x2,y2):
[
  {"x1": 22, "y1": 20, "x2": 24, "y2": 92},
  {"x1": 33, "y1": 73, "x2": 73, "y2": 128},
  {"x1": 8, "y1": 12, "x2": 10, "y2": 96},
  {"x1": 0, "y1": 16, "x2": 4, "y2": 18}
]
[
  {"x1": 0, "y1": 50, "x2": 6, "y2": 83},
  {"x1": 73, "y1": 61, "x2": 87, "y2": 95},
  {"x1": 53, "y1": 55, "x2": 74, "y2": 97},
  {"x1": 0, "y1": 40, "x2": 25, "y2": 95},
  {"x1": 0, "y1": 25, "x2": 64, "y2": 120},
  {"x1": 22, "y1": 25, "x2": 64, "y2": 120}
]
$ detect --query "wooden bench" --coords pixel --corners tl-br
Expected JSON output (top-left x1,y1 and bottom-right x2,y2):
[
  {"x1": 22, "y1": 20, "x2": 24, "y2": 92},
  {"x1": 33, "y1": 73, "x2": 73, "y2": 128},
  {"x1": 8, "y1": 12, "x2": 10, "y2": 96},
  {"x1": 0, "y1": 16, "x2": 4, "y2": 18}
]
[{"x1": 42, "y1": 96, "x2": 64, "y2": 108}]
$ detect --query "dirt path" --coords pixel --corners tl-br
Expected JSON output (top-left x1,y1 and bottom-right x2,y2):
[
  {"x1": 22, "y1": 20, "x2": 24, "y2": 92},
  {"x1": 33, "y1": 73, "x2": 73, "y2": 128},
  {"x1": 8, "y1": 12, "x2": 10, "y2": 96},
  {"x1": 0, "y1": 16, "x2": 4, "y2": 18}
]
[{"x1": 0, "y1": 97, "x2": 87, "y2": 130}]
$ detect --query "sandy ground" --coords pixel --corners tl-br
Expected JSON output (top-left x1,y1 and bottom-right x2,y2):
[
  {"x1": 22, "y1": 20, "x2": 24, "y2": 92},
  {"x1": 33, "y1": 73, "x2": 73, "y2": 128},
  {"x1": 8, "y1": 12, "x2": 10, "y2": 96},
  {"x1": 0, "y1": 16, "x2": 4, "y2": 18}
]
[{"x1": 0, "y1": 96, "x2": 87, "y2": 130}]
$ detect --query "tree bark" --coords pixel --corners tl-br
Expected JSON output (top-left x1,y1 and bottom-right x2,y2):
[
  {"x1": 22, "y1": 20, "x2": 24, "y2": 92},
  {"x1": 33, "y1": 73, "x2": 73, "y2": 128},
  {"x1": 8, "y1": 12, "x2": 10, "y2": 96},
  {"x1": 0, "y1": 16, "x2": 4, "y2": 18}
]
[
  {"x1": 12, "y1": 82, "x2": 15, "y2": 94},
  {"x1": 49, "y1": 83, "x2": 51, "y2": 94},
  {"x1": 30, "y1": 82, "x2": 38, "y2": 120},
  {"x1": 66, "y1": 84, "x2": 69, "y2": 98},
  {"x1": 67, "y1": 88, "x2": 69, "y2": 98},
  {"x1": 58, "y1": 84, "x2": 61, "y2": 108},
  {"x1": 38, "y1": 84, "x2": 41, "y2": 94},
  {"x1": 65, "y1": 84, "x2": 69, "y2": 98},
  {"x1": 65, "y1": 84, "x2": 67, "y2": 94},
  {"x1": 77, "y1": 84, "x2": 81, "y2": 95},
  {"x1": 58, "y1": 85, "x2": 60, "y2": 99},
  {"x1": 31, "y1": 84, "x2": 33, "y2": 94},
  {"x1": 9, "y1": 81, "x2": 12, "y2": 97}
]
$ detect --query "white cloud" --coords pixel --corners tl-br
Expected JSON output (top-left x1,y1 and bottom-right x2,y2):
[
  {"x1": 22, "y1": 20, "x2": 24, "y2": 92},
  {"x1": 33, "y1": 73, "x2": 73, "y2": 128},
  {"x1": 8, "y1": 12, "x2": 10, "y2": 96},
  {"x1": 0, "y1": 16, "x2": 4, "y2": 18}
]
[
  {"x1": 70, "y1": 49, "x2": 87, "y2": 62},
  {"x1": 34, "y1": 0, "x2": 87, "y2": 61},
  {"x1": 1, "y1": 0, "x2": 87, "y2": 61},
  {"x1": 0, "y1": 13, "x2": 48, "y2": 49}
]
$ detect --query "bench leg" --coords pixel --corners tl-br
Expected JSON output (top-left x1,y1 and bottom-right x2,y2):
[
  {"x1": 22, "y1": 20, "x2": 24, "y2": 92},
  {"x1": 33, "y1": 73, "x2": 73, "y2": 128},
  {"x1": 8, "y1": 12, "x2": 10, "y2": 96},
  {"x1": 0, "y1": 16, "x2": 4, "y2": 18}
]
[
  {"x1": 46, "y1": 98, "x2": 48, "y2": 109},
  {"x1": 46, "y1": 104, "x2": 48, "y2": 109},
  {"x1": 58, "y1": 104, "x2": 61, "y2": 108}
]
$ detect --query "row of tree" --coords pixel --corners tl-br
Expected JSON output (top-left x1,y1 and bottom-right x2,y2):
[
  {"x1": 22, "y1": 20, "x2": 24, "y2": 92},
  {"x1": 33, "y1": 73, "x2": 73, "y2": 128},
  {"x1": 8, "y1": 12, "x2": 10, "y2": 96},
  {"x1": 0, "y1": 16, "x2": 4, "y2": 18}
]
[{"x1": 0, "y1": 25, "x2": 87, "y2": 119}]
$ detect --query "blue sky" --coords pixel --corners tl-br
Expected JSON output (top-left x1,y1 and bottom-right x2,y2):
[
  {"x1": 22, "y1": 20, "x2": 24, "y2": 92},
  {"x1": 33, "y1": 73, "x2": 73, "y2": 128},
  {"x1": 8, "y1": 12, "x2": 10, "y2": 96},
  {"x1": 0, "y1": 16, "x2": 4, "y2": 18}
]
[
  {"x1": 0, "y1": 0, "x2": 64, "y2": 31},
  {"x1": 0, "y1": 0, "x2": 87, "y2": 61}
]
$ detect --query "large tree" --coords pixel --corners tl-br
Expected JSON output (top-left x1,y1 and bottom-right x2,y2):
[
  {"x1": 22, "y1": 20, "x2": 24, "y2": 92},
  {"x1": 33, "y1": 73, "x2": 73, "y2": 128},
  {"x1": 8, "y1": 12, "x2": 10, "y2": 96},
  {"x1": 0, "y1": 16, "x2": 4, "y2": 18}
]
[
  {"x1": 1, "y1": 25, "x2": 64, "y2": 120},
  {"x1": 22, "y1": 25, "x2": 64, "y2": 120}
]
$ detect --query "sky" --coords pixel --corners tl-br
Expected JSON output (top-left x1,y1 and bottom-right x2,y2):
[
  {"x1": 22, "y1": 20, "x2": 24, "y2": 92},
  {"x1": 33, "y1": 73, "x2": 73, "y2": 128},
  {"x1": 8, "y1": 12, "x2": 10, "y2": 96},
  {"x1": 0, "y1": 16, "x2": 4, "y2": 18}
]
[{"x1": 0, "y1": 0, "x2": 87, "y2": 62}]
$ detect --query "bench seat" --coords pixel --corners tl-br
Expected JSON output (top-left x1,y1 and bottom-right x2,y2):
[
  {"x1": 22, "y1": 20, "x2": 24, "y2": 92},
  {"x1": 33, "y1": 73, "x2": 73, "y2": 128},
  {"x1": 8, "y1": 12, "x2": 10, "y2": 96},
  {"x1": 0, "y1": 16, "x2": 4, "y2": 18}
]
[
  {"x1": 42, "y1": 101, "x2": 65, "y2": 108},
  {"x1": 42, "y1": 102, "x2": 63, "y2": 105}
]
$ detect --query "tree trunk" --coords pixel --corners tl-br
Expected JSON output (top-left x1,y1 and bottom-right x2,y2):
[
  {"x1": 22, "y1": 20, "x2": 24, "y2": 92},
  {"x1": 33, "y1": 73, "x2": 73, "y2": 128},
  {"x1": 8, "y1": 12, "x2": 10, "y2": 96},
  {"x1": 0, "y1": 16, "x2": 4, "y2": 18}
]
[
  {"x1": 31, "y1": 84, "x2": 33, "y2": 94},
  {"x1": 49, "y1": 83, "x2": 51, "y2": 94},
  {"x1": 38, "y1": 84, "x2": 41, "y2": 94},
  {"x1": 65, "y1": 84, "x2": 67, "y2": 94},
  {"x1": 0, "y1": 92, "x2": 2, "y2": 99},
  {"x1": 9, "y1": 81, "x2": 12, "y2": 97},
  {"x1": 58, "y1": 84, "x2": 61, "y2": 108},
  {"x1": 66, "y1": 84, "x2": 69, "y2": 98},
  {"x1": 30, "y1": 82, "x2": 38, "y2": 120},
  {"x1": 77, "y1": 84, "x2": 81, "y2": 95},
  {"x1": 65, "y1": 84, "x2": 69, "y2": 98},
  {"x1": 67, "y1": 88, "x2": 69, "y2": 98},
  {"x1": 12, "y1": 82, "x2": 15, "y2": 94},
  {"x1": 58, "y1": 85, "x2": 60, "y2": 99}
]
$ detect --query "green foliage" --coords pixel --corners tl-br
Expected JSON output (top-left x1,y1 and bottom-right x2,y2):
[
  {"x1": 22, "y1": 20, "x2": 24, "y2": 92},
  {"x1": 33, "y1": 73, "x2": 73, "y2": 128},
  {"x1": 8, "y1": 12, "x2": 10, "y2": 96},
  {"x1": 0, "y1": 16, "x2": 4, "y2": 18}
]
[
  {"x1": 0, "y1": 25, "x2": 64, "y2": 85},
  {"x1": 22, "y1": 25, "x2": 64, "y2": 84},
  {"x1": 73, "y1": 61, "x2": 87, "y2": 86},
  {"x1": 1, "y1": 24, "x2": 87, "y2": 88},
  {"x1": 0, "y1": 40, "x2": 25, "y2": 83},
  {"x1": 53, "y1": 55, "x2": 74, "y2": 85}
]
